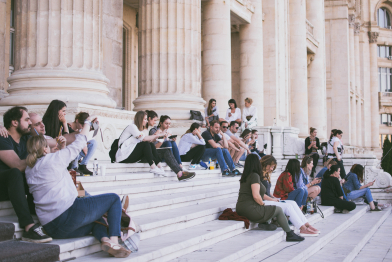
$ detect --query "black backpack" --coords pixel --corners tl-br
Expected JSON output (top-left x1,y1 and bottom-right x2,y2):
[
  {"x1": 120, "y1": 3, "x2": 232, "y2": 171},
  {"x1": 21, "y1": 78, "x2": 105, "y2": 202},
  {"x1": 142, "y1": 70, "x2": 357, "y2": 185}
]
[{"x1": 108, "y1": 127, "x2": 132, "y2": 163}]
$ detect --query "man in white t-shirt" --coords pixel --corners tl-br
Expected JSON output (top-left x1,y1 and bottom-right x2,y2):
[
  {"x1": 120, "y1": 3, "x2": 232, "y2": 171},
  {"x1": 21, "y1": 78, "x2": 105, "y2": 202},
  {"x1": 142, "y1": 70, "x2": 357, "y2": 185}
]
[
  {"x1": 225, "y1": 121, "x2": 251, "y2": 156},
  {"x1": 220, "y1": 121, "x2": 245, "y2": 167}
]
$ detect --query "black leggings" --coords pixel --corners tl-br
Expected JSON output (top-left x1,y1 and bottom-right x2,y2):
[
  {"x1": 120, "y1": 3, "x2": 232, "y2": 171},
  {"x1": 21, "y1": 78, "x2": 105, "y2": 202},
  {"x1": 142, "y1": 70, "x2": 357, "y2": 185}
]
[
  {"x1": 333, "y1": 158, "x2": 346, "y2": 179},
  {"x1": 323, "y1": 197, "x2": 356, "y2": 211},
  {"x1": 0, "y1": 168, "x2": 35, "y2": 228},
  {"x1": 310, "y1": 153, "x2": 319, "y2": 177},
  {"x1": 180, "y1": 145, "x2": 206, "y2": 164},
  {"x1": 121, "y1": 141, "x2": 161, "y2": 166}
]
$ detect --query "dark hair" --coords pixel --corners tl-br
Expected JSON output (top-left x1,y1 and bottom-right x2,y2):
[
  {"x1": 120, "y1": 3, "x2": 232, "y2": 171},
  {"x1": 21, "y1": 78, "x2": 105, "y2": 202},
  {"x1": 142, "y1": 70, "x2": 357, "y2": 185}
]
[
  {"x1": 350, "y1": 164, "x2": 364, "y2": 182},
  {"x1": 74, "y1": 112, "x2": 89, "y2": 123},
  {"x1": 3, "y1": 106, "x2": 28, "y2": 129},
  {"x1": 42, "y1": 100, "x2": 67, "y2": 138},
  {"x1": 229, "y1": 121, "x2": 238, "y2": 127},
  {"x1": 207, "y1": 99, "x2": 216, "y2": 116},
  {"x1": 330, "y1": 129, "x2": 342, "y2": 141},
  {"x1": 146, "y1": 110, "x2": 158, "y2": 128},
  {"x1": 240, "y1": 154, "x2": 262, "y2": 183},
  {"x1": 182, "y1": 122, "x2": 201, "y2": 137},
  {"x1": 220, "y1": 121, "x2": 228, "y2": 126},
  {"x1": 251, "y1": 130, "x2": 258, "y2": 134},
  {"x1": 158, "y1": 115, "x2": 171, "y2": 128},
  {"x1": 240, "y1": 129, "x2": 251, "y2": 139},
  {"x1": 301, "y1": 155, "x2": 313, "y2": 175},
  {"x1": 285, "y1": 159, "x2": 301, "y2": 185},
  {"x1": 260, "y1": 155, "x2": 277, "y2": 183},
  {"x1": 324, "y1": 164, "x2": 340, "y2": 178},
  {"x1": 228, "y1": 99, "x2": 237, "y2": 108},
  {"x1": 310, "y1": 127, "x2": 316, "y2": 134},
  {"x1": 210, "y1": 120, "x2": 220, "y2": 127}
]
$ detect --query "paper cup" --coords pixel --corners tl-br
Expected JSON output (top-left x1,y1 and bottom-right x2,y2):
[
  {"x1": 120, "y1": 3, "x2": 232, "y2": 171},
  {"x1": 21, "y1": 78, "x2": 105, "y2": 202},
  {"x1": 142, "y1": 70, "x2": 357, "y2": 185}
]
[{"x1": 100, "y1": 165, "x2": 107, "y2": 176}]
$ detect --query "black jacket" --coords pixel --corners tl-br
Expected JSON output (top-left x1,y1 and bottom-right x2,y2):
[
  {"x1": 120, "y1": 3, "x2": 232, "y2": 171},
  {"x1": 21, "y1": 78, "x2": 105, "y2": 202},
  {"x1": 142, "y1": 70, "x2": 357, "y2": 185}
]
[{"x1": 305, "y1": 136, "x2": 321, "y2": 155}]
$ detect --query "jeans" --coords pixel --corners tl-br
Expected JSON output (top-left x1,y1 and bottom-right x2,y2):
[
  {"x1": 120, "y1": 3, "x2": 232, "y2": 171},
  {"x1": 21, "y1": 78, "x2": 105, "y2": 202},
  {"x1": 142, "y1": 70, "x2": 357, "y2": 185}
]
[
  {"x1": 347, "y1": 188, "x2": 373, "y2": 203},
  {"x1": 161, "y1": 141, "x2": 182, "y2": 165},
  {"x1": 239, "y1": 151, "x2": 261, "y2": 161},
  {"x1": 71, "y1": 139, "x2": 98, "y2": 168},
  {"x1": 287, "y1": 187, "x2": 308, "y2": 207},
  {"x1": 0, "y1": 168, "x2": 35, "y2": 228},
  {"x1": 202, "y1": 148, "x2": 235, "y2": 172},
  {"x1": 43, "y1": 193, "x2": 122, "y2": 242}
]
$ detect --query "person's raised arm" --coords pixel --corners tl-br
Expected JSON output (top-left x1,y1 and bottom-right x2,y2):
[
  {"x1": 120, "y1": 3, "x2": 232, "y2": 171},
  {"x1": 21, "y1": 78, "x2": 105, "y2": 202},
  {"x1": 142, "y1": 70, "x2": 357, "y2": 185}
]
[
  {"x1": 251, "y1": 183, "x2": 265, "y2": 206},
  {"x1": 219, "y1": 130, "x2": 228, "y2": 149},
  {"x1": 231, "y1": 135, "x2": 250, "y2": 154}
]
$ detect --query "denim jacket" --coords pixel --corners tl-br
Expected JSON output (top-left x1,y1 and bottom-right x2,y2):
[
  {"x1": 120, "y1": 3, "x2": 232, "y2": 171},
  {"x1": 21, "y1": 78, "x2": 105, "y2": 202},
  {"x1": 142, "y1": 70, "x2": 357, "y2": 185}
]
[
  {"x1": 343, "y1": 172, "x2": 361, "y2": 192},
  {"x1": 294, "y1": 168, "x2": 309, "y2": 189}
]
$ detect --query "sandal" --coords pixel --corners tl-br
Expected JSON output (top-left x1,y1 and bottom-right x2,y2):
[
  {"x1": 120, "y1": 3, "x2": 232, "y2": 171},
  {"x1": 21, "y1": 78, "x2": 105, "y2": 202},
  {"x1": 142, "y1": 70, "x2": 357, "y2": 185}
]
[
  {"x1": 101, "y1": 241, "x2": 131, "y2": 258},
  {"x1": 370, "y1": 206, "x2": 382, "y2": 212}
]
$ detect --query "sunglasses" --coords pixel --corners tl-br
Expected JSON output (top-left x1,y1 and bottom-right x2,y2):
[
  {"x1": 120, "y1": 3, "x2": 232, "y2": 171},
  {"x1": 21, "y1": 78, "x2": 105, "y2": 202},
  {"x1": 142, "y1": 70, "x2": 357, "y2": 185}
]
[
  {"x1": 222, "y1": 126, "x2": 228, "y2": 129},
  {"x1": 234, "y1": 126, "x2": 239, "y2": 130}
]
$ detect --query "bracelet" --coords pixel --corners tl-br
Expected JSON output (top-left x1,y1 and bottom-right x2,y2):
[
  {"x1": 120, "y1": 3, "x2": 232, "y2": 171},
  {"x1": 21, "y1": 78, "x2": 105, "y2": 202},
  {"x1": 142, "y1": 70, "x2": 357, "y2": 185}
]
[{"x1": 84, "y1": 121, "x2": 92, "y2": 126}]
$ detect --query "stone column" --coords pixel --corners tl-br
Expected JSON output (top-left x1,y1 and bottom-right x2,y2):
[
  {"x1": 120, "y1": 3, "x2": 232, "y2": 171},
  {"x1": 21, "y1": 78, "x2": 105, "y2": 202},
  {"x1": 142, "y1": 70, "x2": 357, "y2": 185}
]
[
  {"x1": 0, "y1": 0, "x2": 10, "y2": 94},
  {"x1": 348, "y1": 14, "x2": 356, "y2": 145},
  {"x1": 239, "y1": 0, "x2": 263, "y2": 125},
  {"x1": 0, "y1": 0, "x2": 116, "y2": 108},
  {"x1": 354, "y1": 22, "x2": 362, "y2": 147},
  {"x1": 289, "y1": 0, "x2": 308, "y2": 137},
  {"x1": 133, "y1": 0, "x2": 205, "y2": 119},
  {"x1": 271, "y1": 126, "x2": 284, "y2": 159},
  {"x1": 306, "y1": 0, "x2": 327, "y2": 140},
  {"x1": 350, "y1": 94, "x2": 356, "y2": 145},
  {"x1": 202, "y1": 0, "x2": 231, "y2": 118},
  {"x1": 369, "y1": 31, "x2": 380, "y2": 149}
]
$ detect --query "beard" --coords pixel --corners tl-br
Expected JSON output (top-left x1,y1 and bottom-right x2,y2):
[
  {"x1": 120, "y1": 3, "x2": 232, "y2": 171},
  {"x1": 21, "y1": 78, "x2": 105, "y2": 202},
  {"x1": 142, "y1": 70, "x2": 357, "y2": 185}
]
[{"x1": 16, "y1": 124, "x2": 30, "y2": 135}]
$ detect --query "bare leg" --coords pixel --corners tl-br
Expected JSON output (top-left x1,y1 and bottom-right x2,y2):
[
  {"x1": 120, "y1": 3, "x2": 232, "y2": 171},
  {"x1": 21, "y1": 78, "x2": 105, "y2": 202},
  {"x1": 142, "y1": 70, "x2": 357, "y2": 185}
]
[{"x1": 307, "y1": 186, "x2": 321, "y2": 200}]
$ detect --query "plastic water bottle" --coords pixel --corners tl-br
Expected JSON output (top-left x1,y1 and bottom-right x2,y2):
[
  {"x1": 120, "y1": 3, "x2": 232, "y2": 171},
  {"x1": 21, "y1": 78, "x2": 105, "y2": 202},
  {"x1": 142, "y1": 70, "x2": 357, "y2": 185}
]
[
  {"x1": 306, "y1": 201, "x2": 312, "y2": 214},
  {"x1": 208, "y1": 158, "x2": 212, "y2": 170},
  {"x1": 93, "y1": 158, "x2": 99, "y2": 176}
]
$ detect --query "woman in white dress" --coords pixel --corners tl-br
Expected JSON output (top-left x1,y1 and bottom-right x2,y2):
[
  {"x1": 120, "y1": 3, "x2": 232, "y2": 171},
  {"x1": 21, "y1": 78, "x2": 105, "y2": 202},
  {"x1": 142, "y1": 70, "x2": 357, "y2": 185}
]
[
  {"x1": 225, "y1": 99, "x2": 241, "y2": 124},
  {"x1": 242, "y1": 97, "x2": 258, "y2": 130}
]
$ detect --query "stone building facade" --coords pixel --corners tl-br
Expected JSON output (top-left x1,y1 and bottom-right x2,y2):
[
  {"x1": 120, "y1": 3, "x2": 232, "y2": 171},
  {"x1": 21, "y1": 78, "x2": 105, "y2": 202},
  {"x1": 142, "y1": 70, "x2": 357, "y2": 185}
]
[{"x1": 0, "y1": 0, "x2": 390, "y2": 156}]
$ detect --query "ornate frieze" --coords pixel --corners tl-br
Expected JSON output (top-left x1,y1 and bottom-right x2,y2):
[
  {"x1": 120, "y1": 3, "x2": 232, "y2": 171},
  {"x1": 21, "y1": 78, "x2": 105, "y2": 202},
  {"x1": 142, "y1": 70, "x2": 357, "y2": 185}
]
[
  {"x1": 348, "y1": 14, "x2": 356, "y2": 27},
  {"x1": 354, "y1": 22, "x2": 361, "y2": 35},
  {"x1": 368, "y1": 32, "x2": 379, "y2": 43}
]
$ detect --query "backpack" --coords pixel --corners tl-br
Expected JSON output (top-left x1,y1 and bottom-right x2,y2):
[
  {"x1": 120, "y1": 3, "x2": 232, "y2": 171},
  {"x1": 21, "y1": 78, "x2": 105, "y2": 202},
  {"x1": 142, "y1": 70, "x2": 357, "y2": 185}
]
[{"x1": 108, "y1": 126, "x2": 132, "y2": 163}]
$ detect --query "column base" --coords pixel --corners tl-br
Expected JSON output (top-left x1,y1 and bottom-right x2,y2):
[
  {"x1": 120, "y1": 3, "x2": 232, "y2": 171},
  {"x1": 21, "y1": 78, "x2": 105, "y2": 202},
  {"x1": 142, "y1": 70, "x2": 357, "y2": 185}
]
[
  {"x1": 1, "y1": 69, "x2": 116, "y2": 108},
  {"x1": 133, "y1": 94, "x2": 206, "y2": 120}
]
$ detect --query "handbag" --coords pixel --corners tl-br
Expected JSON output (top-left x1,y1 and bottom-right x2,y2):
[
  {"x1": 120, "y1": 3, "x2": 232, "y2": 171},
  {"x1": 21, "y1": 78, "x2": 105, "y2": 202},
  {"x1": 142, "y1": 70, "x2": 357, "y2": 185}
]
[
  {"x1": 246, "y1": 115, "x2": 252, "y2": 121},
  {"x1": 190, "y1": 110, "x2": 204, "y2": 121}
]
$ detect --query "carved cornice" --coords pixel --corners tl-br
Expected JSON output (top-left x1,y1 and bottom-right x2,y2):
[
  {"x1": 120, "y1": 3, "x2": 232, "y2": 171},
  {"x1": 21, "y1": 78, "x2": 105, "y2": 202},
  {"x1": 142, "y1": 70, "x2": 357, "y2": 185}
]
[
  {"x1": 348, "y1": 14, "x2": 356, "y2": 27},
  {"x1": 354, "y1": 22, "x2": 361, "y2": 35},
  {"x1": 368, "y1": 32, "x2": 379, "y2": 43}
]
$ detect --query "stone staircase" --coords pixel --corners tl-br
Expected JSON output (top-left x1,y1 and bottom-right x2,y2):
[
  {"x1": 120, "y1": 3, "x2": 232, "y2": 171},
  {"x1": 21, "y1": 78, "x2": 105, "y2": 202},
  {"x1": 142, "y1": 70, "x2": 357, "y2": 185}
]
[{"x1": 0, "y1": 162, "x2": 390, "y2": 262}]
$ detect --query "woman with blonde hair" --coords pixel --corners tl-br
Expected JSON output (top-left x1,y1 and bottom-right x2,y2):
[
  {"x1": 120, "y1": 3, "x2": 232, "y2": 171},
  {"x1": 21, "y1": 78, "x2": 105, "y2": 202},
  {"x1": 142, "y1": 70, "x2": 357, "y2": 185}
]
[
  {"x1": 25, "y1": 117, "x2": 131, "y2": 258},
  {"x1": 297, "y1": 156, "x2": 322, "y2": 199},
  {"x1": 242, "y1": 97, "x2": 258, "y2": 130},
  {"x1": 204, "y1": 99, "x2": 224, "y2": 127}
]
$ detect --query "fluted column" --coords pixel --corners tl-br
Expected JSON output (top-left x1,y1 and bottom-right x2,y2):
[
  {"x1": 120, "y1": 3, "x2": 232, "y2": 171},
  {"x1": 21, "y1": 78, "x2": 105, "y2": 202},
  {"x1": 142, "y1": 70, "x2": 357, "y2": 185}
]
[
  {"x1": 369, "y1": 31, "x2": 380, "y2": 149},
  {"x1": 239, "y1": 0, "x2": 263, "y2": 125},
  {"x1": 348, "y1": 14, "x2": 356, "y2": 145},
  {"x1": 0, "y1": 0, "x2": 116, "y2": 108},
  {"x1": 289, "y1": 0, "x2": 308, "y2": 137},
  {"x1": 354, "y1": 22, "x2": 362, "y2": 147},
  {"x1": 306, "y1": 0, "x2": 327, "y2": 140},
  {"x1": 350, "y1": 94, "x2": 356, "y2": 146},
  {"x1": 134, "y1": 0, "x2": 205, "y2": 119},
  {"x1": 202, "y1": 0, "x2": 231, "y2": 117}
]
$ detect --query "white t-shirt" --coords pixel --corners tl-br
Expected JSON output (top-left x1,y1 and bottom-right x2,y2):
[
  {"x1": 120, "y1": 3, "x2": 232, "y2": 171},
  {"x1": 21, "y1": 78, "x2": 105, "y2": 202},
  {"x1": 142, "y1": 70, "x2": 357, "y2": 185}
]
[
  {"x1": 225, "y1": 108, "x2": 241, "y2": 122},
  {"x1": 327, "y1": 137, "x2": 343, "y2": 158},
  {"x1": 242, "y1": 106, "x2": 257, "y2": 122},
  {"x1": 218, "y1": 133, "x2": 231, "y2": 141}
]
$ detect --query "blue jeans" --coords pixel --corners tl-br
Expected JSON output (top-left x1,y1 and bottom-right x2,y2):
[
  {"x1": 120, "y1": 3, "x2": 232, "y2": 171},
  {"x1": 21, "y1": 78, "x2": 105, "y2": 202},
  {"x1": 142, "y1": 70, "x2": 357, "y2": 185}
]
[
  {"x1": 43, "y1": 193, "x2": 122, "y2": 242},
  {"x1": 287, "y1": 188, "x2": 308, "y2": 207},
  {"x1": 202, "y1": 148, "x2": 235, "y2": 172},
  {"x1": 239, "y1": 151, "x2": 261, "y2": 161},
  {"x1": 161, "y1": 141, "x2": 182, "y2": 165},
  {"x1": 71, "y1": 139, "x2": 98, "y2": 168},
  {"x1": 347, "y1": 188, "x2": 373, "y2": 203}
]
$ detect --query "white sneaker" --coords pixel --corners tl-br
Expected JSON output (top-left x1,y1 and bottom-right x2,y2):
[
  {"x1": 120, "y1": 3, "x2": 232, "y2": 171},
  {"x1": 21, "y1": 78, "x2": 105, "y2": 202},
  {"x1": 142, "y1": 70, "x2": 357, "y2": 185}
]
[
  {"x1": 188, "y1": 164, "x2": 206, "y2": 170},
  {"x1": 150, "y1": 167, "x2": 164, "y2": 175}
]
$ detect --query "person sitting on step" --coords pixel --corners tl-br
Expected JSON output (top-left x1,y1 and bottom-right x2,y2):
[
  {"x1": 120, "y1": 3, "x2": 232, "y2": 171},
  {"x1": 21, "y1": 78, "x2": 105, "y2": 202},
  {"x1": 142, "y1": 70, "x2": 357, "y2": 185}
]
[
  {"x1": 305, "y1": 127, "x2": 322, "y2": 177},
  {"x1": 236, "y1": 154, "x2": 304, "y2": 241},
  {"x1": 178, "y1": 123, "x2": 207, "y2": 170},
  {"x1": 25, "y1": 116, "x2": 131, "y2": 258},
  {"x1": 67, "y1": 112, "x2": 98, "y2": 175},
  {"x1": 298, "y1": 156, "x2": 322, "y2": 200},
  {"x1": 201, "y1": 120, "x2": 242, "y2": 176},
  {"x1": 259, "y1": 155, "x2": 320, "y2": 237},
  {"x1": 248, "y1": 130, "x2": 266, "y2": 158},
  {"x1": 0, "y1": 107, "x2": 52, "y2": 243},
  {"x1": 314, "y1": 158, "x2": 337, "y2": 188},
  {"x1": 220, "y1": 121, "x2": 246, "y2": 167},
  {"x1": 343, "y1": 164, "x2": 381, "y2": 211},
  {"x1": 239, "y1": 129, "x2": 261, "y2": 161},
  {"x1": 321, "y1": 165, "x2": 356, "y2": 213},
  {"x1": 274, "y1": 159, "x2": 311, "y2": 210},
  {"x1": 148, "y1": 113, "x2": 195, "y2": 181},
  {"x1": 241, "y1": 97, "x2": 258, "y2": 130},
  {"x1": 225, "y1": 99, "x2": 241, "y2": 124},
  {"x1": 225, "y1": 121, "x2": 251, "y2": 167},
  {"x1": 204, "y1": 98, "x2": 225, "y2": 127}
]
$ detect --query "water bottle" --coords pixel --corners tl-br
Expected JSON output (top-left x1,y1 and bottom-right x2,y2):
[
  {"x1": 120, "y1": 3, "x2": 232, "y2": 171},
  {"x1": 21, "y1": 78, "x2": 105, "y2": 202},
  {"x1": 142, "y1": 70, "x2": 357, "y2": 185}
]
[
  {"x1": 208, "y1": 158, "x2": 212, "y2": 170},
  {"x1": 306, "y1": 201, "x2": 312, "y2": 214},
  {"x1": 93, "y1": 158, "x2": 99, "y2": 176}
]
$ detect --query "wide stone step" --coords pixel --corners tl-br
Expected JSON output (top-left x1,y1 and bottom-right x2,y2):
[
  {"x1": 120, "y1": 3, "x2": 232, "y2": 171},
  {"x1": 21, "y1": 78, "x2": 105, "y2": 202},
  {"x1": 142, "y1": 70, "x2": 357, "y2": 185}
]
[
  {"x1": 169, "y1": 206, "x2": 334, "y2": 262},
  {"x1": 353, "y1": 210, "x2": 392, "y2": 262},
  {"x1": 245, "y1": 205, "x2": 369, "y2": 262},
  {"x1": 306, "y1": 207, "x2": 391, "y2": 262},
  {"x1": 0, "y1": 240, "x2": 59, "y2": 262}
]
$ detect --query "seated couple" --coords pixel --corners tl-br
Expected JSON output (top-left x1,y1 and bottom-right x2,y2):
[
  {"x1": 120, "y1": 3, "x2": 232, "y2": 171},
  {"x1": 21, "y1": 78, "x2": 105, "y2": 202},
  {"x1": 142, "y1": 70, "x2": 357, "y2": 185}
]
[
  {"x1": 274, "y1": 156, "x2": 321, "y2": 210},
  {"x1": 115, "y1": 111, "x2": 203, "y2": 181},
  {"x1": 236, "y1": 155, "x2": 320, "y2": 241}
]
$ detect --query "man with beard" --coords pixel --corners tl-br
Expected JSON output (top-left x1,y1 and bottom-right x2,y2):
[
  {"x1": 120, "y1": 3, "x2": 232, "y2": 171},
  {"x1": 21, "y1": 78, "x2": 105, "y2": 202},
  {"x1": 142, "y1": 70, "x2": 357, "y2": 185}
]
[{"x1": 0, "y1": 107, "x2": 52, "y2": 243}]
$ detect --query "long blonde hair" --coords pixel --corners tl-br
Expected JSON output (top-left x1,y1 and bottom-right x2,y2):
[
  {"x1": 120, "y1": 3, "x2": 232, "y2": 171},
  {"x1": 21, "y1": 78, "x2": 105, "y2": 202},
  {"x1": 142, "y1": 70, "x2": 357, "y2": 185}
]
[
  {"x1": 26, "y1": 136, "x2": 48, "y2": 168},
  {"x1": 260, "y1": 155, "x2": 277, "y2": 183}
]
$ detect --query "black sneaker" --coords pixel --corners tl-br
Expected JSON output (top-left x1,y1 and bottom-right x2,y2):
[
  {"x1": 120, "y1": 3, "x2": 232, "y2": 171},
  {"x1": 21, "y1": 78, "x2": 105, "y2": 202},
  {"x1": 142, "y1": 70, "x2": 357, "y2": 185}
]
[
  {"x1": 22, "y1": 223, "x2": 52, "y2": 243},
  {"x1": 230, "y1": 169, "x2": 242, "y2": 176},
  {"x1": 334, "y1": 208, "x2": 342, "y2": 213},
  {"x1": 222, "y1": 170, "x2": 231, "y2": 176},
  {"x1": 73, "y1": 167, "x2": 83, "y2": 176},
  {"x1": 235, "y1": 162, "x2": 244, "y2": 168},
  {"x1": 79, "y1": 164, "x2": 93, "y2": 175},
  {"x1": 286, "y1": 230, "x2": 305, "y2": 242},
  {"x1": 178, "y1": 171, "x2": 196, "y2": 182}
]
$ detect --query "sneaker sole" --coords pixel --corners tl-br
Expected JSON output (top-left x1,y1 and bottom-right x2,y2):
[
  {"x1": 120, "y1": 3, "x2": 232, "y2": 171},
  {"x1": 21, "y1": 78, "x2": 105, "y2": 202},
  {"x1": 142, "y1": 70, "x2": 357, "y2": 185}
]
[
  {"x1": 299, "y1": 233, "x2": 320, "y2": 237},
  {"x1": 101, "y1": 243, "x2": 131, "y2": 258},
  {"x1": 22, "y1": 237, "x2": 53, "y2": 243},
  {"x1": 179, "y1": 174, "x2": 196, "y2": 182}
]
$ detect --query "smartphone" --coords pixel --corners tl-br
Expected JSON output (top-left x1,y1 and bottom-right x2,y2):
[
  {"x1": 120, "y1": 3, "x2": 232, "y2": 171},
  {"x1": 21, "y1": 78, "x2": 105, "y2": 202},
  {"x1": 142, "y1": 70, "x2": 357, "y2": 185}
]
[
  {"x1": 264, "y1": 143, "x2": 267, "y2": 149},
  {"x1": 92, "y1": 122, "x2": 99, "y2": 130},
  {"x1": 158, "y1": 136, "x2": 164, "y2": 139},
  {"x1": 168, "y1": 135, "x2": 177, "y2": 139},
  {"x1": 280, "y1": 200, "x2": 286, "y2": 203}
]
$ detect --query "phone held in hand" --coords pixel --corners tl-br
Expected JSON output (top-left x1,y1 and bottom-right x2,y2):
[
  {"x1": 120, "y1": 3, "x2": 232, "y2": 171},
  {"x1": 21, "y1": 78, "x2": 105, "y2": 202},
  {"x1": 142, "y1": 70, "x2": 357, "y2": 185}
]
[{"x1": 168, "y1": 135, "x2": 177, "y2": 139}]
